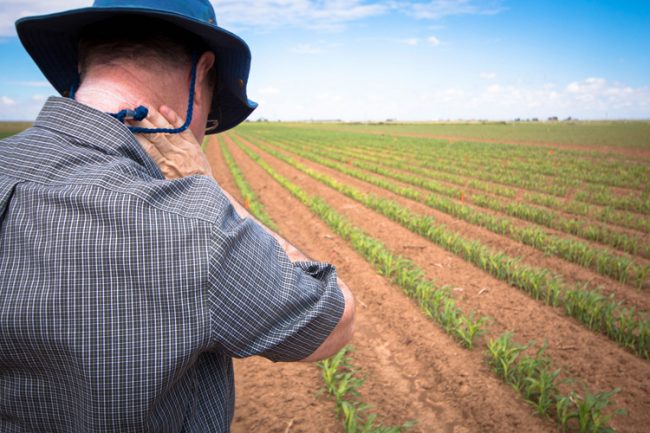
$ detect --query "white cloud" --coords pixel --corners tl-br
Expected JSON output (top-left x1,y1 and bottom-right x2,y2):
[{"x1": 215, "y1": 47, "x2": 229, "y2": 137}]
[
  {"x1": 480, "y1": 72, "x2": 496, "y2": 80},
  {"x1": 290, "y1": 43, "x2": 322, "y2": 54},
  {"x1": 566, "y1": 77, "x2": 606, "y2": 94},
  {"x1": 427, "y1": 36, "x2": 440, "y2": 46},
  {"x1": 215, "y1": 0, "x2": 389, "y2": 31},
  {"x1": 1, "y1": 1, "x2": 506, "y2": 36},
  {"x1": 562, "y1": 77, "x2": 647, "y2": 110},
  {"x1": 406, "y1": 77, "x2": 650, "y2": 121},
  {"x1": 31, "y1": 94, "x2": 46, "y2": 101},
  {"x1": 1, "y1": 96, "x2": 16, "y2": 105},
  {"x1": 258, "y1": 86, "x2": 280, "y2": 95}
]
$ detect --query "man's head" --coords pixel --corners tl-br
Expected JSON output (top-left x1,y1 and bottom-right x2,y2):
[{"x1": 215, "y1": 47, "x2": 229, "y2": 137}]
[
  {"x1": 77, "y1": 16, "x2": 217, "y2": 141},
  {"x1": 16, "y1": 0, "x2": 257, "y2": 134}
]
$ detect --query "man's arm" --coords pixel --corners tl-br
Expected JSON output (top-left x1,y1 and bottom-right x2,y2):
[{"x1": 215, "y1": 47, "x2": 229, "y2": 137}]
[{"x1": 220, "y1": 188, "x2": 356, "y2": 362}]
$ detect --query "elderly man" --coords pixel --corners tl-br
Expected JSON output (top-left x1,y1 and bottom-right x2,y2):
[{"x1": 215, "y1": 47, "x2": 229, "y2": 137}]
[{"x1": 0, "y1": 1, "x2": 355, "y2": 432}]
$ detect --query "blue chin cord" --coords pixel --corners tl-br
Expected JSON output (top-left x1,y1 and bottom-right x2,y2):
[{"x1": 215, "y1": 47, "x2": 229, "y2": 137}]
[{"x1": 69, "y1": 52, "x2": 197, "y2": 134}]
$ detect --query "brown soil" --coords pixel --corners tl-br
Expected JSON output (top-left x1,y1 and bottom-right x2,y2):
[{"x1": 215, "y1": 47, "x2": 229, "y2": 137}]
[{"x1": 205, "y1": 134, "x2": 650, "y2": 433}]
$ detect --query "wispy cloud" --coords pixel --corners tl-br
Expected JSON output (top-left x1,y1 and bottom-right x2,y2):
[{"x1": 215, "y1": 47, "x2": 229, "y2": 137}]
[
  {"x1": 1, "y1": 96, "x2": 16, "y2": 105},
  {"x1": 0, "y1": 1, "x2": 506, "y2": 36},
  {"x1": 398, "y1": 0, "x2": 505, "y2": 20},
  {"x1": 216, "y1": 0, "x2": 389, "y2": 31},
  {"x1": 480, "y1": 72, "x2": 497, "y2": 80}
]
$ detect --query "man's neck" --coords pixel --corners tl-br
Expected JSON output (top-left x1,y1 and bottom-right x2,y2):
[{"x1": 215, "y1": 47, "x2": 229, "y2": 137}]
[{"x1": 74, "y1": 63, "x2": 186, "y2": 116}]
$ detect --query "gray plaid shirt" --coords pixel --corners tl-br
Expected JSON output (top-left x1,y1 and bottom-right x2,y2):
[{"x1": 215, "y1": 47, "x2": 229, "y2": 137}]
[{"x1": 0, "y1": 97, "x2": 344, "y2": 432}]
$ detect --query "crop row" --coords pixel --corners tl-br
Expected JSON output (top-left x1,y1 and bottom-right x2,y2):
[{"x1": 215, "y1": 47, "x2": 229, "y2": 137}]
[
  {"x1": 523, "y1": 192, "x2": 650, "y2": 234},
  {"x1": 320, "y1": 347, "x2": 415, "y2": 433},
  {"x1": 350, "y1": 139, "x2": 650, "y2": 213},
  {"x1": 252, "y1": 128, "x2": 647, "y2": 214},
  {"x1": 296, "y1": 131, "x2": 650, "y2": 232},
  {"x1": 244, "y1": 132, "x2": 650, "y2": 256},
  {"x1": 235, "y1": 135, "x2": 650, "y2": 359},
  {"x1": 336, "y1": 128, "x2": 647, "y2": 192},
  {"x1": 358, "y1": 139, "x2": 648, "y2": 205},
  {"x1": 260, "y1": 131, "x2": 650, "y2": 232},
  {"x1": 488, "y1": 333, "x2": 623, "y2": 433},
  {"x1": 225, "y1": 135, "x2": 626, "y2": 433},
  {"x1": 335, "y1": 136, "x2": 650, "y2": 233},
  {"x1": 251, "y1": 136, "x2": 650, "y2": 287},
  {"x1": 248, "y1": 124, "x2": 647, "y2": 192},
  {"x1": 320, "y1": 127, "x2": 649, "y2": 197},
  {"x1": 218, "y1": 137, "x2": 278, "y2": 231}
]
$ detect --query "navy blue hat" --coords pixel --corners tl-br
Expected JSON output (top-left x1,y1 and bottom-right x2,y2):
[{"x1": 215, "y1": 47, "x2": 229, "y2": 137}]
[{"x1": 15, "y1": 0, "x2": 257, "y2": 134}]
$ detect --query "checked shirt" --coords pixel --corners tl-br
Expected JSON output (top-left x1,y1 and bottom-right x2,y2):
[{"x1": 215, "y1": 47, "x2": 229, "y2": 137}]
[{"x1": 0, "y1": 97, "x2": 344, "y2": 432}]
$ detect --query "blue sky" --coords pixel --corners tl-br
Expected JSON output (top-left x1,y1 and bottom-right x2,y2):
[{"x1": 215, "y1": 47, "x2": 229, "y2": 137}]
[{"x1": 1, "y1": 0, "x2": 649, "y2": 121}]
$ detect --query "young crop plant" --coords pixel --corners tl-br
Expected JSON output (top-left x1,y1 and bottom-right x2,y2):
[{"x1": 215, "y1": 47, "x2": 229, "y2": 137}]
[
  {"x1": 556, "y1": 388, "x2": 625, "y2": 433},
  {"x1": 237, "y1": 134, "x2": 650, "y2": 359},
  {"x1": 319, "y1": 347, "x2": 415, "y2": 433},
  {"x1": 487, "y1": 333, "x2": 624, "y2": 432}
]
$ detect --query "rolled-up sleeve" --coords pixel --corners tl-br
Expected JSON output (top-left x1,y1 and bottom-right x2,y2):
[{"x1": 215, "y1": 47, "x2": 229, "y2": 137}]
[{"x1": 206, "y1": 204, "x2": 345, "y2": 362}]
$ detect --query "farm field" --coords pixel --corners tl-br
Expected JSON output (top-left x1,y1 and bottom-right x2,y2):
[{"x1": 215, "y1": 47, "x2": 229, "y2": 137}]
[
  {"x1": 2, "y1": 120, "x2": 649, "y2": 432},
  {"x1": 203, "y1": 122, "x2": 650, "y2": 433}
]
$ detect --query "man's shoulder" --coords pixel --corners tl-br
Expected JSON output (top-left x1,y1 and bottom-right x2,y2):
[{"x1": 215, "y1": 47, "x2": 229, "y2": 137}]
[
  {"x1": 1, "y1": 121, "x2": 232, "y2": 229},
  {"x1": 117, "y1": 174, "x2": 232, "y2": 225}
]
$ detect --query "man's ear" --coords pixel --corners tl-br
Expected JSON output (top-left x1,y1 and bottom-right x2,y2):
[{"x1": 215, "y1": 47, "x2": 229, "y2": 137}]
[{"x1": 194, "y1": 51, "x2": 216, "y2": 108}]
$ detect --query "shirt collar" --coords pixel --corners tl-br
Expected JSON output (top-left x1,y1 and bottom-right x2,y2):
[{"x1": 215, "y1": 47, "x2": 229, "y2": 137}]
[{"x1": 34, "y1": 97, "x2": 164, "y2": 179}]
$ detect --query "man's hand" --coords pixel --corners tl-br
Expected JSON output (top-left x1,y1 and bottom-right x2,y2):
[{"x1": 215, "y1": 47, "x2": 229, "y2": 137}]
[{"x1": 131, "y1": 105, "x2": 213, "y2": 179}]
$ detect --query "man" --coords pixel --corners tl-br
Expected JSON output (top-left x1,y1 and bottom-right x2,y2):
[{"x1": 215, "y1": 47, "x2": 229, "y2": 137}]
[{"x1": 0, "y1": 0, "x2": 355, "y2": 432}]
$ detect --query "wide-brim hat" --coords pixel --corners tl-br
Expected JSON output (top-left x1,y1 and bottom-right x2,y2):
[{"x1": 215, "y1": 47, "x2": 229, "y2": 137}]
[{"x1": 15, "y1": 0, "x2": 257, "y2": 134}]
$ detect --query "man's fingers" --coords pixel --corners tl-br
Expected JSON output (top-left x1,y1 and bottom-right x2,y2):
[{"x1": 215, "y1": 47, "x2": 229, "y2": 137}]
[
  {"x1": 131, "y1": 115, "x2": 177, "y2": 153},
  {"x1": 159, "y1": 105, "x2": 201, "y2": 149},
  {"x1": 143, "y1": 107, "x2": 173, "y2": 130},
  {"x1": 160, "y1": 105, "x2": 184, "y2": 129}
]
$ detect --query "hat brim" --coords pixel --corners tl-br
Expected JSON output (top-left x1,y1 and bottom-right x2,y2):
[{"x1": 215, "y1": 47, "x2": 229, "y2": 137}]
[{"x1": 16, "y1": 7, "x2": 257, "y2": 134}]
